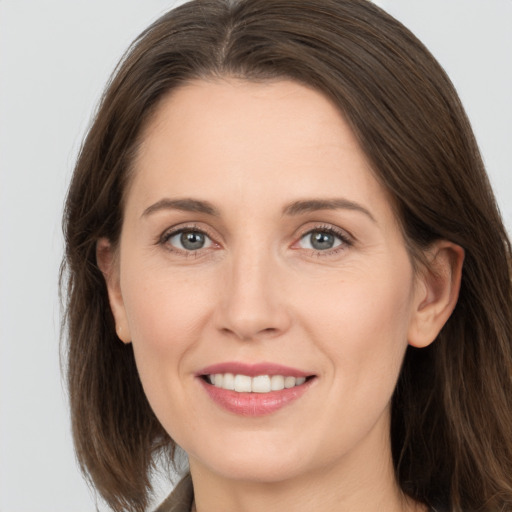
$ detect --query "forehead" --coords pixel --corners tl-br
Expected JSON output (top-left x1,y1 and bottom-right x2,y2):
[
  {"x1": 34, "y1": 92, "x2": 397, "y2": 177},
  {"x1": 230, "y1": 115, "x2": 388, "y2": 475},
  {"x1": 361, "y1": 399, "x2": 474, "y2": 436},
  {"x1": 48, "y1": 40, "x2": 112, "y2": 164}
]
[
  {"x1": 138, "y1": 78, "x2": 362, "y2": 159},
  {"x1": 127, "y1": 78, "x2": 393, "y2": 221}
]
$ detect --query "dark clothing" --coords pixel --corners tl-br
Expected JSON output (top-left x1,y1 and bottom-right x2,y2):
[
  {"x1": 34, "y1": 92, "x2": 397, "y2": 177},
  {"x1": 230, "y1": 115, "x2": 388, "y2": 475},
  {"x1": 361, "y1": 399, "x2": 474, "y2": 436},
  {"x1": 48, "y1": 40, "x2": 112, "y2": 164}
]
[
  {"x1": 155, "y1": 474, "x2": 442, "y2": 512},
  {"x1": 155, "y1": 474, "x2": 194, "y2": 512}
]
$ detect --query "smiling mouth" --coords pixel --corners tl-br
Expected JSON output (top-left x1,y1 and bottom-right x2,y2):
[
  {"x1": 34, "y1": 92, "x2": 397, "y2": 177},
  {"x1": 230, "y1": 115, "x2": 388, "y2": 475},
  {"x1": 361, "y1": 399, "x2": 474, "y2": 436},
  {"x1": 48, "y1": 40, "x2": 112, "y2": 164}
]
[
  {"x1": 198, "y1": 366, "x2": 317, "y2": 416},
  {"x1": 201, "y1": 373, "x2": 315, "y2": 393}
]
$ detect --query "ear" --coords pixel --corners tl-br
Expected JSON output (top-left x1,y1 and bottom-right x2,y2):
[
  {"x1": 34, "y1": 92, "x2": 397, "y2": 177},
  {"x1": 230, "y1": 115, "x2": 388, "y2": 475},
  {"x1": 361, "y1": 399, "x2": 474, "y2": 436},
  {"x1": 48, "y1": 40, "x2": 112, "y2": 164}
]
[
  {"x1": 96, "y1": 238, "x2": 132, "y2": 344},
  {"x1": 408, "y1": 241, "x2": 464, "y2": 348}
]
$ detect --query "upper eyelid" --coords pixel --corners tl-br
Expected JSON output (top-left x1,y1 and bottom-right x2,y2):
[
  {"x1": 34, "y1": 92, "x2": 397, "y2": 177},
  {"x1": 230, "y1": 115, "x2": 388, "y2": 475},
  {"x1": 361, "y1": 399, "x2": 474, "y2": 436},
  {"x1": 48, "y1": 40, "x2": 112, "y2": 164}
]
[
  {"x1": 157, "y1": 222, "x2": 354, "y2": 248},
  {"x1": 297, "y1": 223, "x2": 354, "y2": 242},
  {"x1": 155, "y1": 224, "x2": 220, "y2": 254},
  {"x1": 158, "y1": 225, "x2": 218, "y2": 256},
  {"x1": 159, "y1": 223, "x2": 215, "y2": 241}
]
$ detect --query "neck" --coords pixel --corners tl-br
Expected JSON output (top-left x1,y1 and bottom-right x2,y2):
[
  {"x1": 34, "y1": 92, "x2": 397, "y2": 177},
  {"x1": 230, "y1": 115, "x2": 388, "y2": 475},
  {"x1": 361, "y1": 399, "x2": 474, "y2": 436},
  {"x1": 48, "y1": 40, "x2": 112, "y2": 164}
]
[{"x1": 188, "y1": 419, "x2": 425, "y2": 512}]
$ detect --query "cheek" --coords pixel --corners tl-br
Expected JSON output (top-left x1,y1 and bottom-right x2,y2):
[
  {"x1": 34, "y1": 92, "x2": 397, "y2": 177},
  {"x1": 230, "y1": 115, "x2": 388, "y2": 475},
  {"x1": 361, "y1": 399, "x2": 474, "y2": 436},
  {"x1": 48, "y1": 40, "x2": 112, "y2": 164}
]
[
  {"x1": 119, "y1": 264, "x2": 216, "y2": 407},
  {"x1": 290, "y1": 263, "x2": 415, "y2": 454},
  {"x1": 299, "y1": 259, "x2": 415, "y2": 386},
  {"x1": 122, "y1": 263, "x2": 214, "y2": 348}
]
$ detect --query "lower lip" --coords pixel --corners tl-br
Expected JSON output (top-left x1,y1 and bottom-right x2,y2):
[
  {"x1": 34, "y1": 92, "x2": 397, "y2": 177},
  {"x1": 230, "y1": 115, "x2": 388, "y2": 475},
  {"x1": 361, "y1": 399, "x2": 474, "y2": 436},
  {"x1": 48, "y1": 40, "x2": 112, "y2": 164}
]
[{"x1": 199, "y1": 378, "x2": 315, "y2": 416}]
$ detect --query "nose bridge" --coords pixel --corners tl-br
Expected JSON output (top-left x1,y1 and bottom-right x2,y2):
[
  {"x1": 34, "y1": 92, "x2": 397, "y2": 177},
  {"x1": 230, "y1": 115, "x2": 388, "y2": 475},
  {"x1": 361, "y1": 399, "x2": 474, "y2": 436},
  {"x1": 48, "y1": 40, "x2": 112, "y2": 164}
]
[{"x1": 216, "y1": 235, "x2": 290, "y2": 340}]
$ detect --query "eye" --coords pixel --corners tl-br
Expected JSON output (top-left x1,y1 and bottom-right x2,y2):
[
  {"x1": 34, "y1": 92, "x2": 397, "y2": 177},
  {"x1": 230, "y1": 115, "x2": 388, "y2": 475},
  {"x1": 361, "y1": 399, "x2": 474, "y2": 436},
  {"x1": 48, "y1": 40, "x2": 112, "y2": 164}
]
[
  {"x1": 165, "y1": 229, "x2": 213, "y2": 251},
  {"x1": 297, "y1": 228, "x2": 348, "y2": 252}
]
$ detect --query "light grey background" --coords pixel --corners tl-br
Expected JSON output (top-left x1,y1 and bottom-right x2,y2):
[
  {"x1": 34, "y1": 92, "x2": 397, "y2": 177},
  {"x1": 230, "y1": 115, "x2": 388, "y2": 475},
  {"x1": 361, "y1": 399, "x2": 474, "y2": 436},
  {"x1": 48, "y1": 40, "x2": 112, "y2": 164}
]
[{"x1": 0, "y1": 1, "x2": 510, "y2": 511}]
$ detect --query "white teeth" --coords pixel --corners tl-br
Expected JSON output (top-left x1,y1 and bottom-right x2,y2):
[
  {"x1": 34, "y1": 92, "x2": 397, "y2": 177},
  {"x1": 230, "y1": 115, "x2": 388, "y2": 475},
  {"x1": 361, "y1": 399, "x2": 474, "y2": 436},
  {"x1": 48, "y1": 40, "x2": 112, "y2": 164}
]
[
  {"x1": 270, "y1": 375, "x2": 285, "y2": 391},
  {"x1": 207, "y1": 373, "x2": 308, "y2": 393},
  {"x1": 234, "y1": 374, "x2": 252, "y2": 392},
  {"x1": 284, "y1": 376, "x2": 296, "y2": 389},
  {"x1": 223, "y1": 373, "x2": 235, "y2": 390},
  {"x1": 252, "y1": 375, "x2": 271, "y2": 393}
]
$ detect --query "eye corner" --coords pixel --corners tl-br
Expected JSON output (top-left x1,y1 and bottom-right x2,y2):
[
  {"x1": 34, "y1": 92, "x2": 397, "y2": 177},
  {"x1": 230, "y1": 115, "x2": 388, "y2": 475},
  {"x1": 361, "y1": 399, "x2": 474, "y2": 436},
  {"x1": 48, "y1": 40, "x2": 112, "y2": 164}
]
[
  {"x1": 293, "y1": 224, "x2": 354, "y2": 256},
  {"x1": 157, "y1": 224, "x2": 221, "y2": 255}
]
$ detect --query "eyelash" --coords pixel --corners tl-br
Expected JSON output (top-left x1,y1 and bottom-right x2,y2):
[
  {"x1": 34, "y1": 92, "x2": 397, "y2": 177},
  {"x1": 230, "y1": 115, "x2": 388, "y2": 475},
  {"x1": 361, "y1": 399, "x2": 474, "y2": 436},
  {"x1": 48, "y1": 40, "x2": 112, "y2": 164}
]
[
  {"x1": 296, "y1": 224, "x2": 353, "y2": 257},
  {"x1": 158, "y1": 224, "x2": 217, "y2": 257},
  {"x1": 157, "y1": 223, "x2": 353, "y2": 257}
]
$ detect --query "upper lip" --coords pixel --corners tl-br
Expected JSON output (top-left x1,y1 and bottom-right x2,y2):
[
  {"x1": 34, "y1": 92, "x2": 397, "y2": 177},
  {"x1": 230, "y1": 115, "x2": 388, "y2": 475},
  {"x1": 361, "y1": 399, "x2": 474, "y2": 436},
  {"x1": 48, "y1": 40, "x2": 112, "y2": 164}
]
[{"x1": 197, "y1": 361, "x2": 313, "y2": 378}]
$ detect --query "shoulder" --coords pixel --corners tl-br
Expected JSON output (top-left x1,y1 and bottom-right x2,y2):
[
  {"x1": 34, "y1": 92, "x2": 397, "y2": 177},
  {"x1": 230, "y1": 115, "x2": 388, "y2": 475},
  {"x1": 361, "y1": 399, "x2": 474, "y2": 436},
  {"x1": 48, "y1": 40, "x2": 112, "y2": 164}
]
[{"x1": 154, "y1": 473, "x2": 194, "y2": 512}]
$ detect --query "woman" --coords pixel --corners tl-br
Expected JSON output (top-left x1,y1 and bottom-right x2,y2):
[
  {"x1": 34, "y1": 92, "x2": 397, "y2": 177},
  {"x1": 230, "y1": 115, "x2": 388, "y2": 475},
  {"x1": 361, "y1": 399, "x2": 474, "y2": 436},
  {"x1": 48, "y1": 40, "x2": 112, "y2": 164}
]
[{"x1": 61, "y1": 1, "x2": 512, "y2": 511}]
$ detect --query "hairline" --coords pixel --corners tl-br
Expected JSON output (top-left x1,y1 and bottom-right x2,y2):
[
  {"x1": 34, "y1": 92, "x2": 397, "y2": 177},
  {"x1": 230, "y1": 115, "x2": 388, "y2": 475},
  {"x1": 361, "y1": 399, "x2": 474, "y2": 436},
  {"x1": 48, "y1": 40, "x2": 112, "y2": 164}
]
[{"x1": 118, "y1": 73, "x2": 427, "y2": 274}]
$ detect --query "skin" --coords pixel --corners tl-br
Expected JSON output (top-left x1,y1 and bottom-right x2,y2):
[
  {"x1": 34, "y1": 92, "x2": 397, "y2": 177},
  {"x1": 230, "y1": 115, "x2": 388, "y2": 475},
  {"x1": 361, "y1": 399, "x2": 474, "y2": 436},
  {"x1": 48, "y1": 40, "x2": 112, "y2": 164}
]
[{"x1": 98, "y1": 79, "x2": 463, "y2": 512}]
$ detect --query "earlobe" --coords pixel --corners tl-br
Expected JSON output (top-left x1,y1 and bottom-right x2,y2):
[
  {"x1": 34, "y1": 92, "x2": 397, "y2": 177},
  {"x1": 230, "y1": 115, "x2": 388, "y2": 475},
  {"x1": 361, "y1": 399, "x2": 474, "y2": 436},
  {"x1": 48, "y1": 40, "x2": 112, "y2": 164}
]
[
  {"x1": 408, "y1": 241, "x2": 464, "y2": 348},
  {"x1": 96, "y1": 238, "x2": 132, "y2": 344}
]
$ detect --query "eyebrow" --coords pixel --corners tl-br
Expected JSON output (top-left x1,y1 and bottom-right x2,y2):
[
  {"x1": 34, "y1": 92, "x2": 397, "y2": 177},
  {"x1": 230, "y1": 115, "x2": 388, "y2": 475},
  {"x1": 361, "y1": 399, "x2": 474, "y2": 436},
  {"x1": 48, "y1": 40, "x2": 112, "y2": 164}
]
[
  {"x1": 283, "y1": 198, "x2": 376, "y2": 222},
  {"x1": 141, "y1": 197, "x2": 375, "y2": 223},
  {"x1": 141, "y1": 198, "x2": 219, "y2": 218}
]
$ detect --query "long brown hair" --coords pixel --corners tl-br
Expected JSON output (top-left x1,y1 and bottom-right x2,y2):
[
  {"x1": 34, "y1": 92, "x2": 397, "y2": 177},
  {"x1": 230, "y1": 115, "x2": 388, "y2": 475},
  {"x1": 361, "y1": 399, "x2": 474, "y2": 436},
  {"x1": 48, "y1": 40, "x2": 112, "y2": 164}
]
[{"x1": 62, "y1": 1, "x2": 512, "y2": 511}]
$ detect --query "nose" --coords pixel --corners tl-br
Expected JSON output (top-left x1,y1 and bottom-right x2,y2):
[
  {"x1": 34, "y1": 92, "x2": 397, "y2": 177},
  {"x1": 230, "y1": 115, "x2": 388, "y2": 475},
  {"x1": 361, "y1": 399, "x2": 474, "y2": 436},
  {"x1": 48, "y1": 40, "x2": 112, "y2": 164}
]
[{"x1": 214, "y1": 247, "x2": 292, "y2": 341}]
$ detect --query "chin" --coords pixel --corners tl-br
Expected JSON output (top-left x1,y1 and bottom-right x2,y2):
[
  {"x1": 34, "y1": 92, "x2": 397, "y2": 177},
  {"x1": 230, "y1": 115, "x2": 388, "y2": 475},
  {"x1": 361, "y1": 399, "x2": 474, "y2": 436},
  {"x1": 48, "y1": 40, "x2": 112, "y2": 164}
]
[
  {"x1": 186, "y1": 432, "x2": 317, "y2": 484},
  {"x1": 204, "y1": 454, "x2": 309, "y2": 484}
]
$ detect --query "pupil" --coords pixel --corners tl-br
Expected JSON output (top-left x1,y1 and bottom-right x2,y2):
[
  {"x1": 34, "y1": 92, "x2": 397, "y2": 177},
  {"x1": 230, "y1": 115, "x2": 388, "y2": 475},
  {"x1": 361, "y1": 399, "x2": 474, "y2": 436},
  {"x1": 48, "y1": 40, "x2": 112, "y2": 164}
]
[
  {"x1": 311, "y1": 231, "x2": 334, "y2": 250},
  {"x1": 180, "y1": 231, "x2": 205, "y2": 250}
]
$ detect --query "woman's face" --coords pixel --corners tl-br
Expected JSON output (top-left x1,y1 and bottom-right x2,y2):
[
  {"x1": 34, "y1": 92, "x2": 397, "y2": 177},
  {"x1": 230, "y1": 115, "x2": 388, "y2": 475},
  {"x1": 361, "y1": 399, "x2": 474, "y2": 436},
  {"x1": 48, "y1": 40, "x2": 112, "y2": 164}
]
[{"x1": 107, "y1": 79, "x2": 427, "y2": 484}]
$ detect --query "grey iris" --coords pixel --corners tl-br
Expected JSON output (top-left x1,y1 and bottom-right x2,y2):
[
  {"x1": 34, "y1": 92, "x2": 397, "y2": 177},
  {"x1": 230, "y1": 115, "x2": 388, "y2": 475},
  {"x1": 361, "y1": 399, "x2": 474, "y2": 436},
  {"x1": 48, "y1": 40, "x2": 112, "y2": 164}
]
[
  {"x1": 181, "y1": 231, "x2": 205, "y2": 250},
  {"x1": 310, "y1": 231, "x2": 335, "y2": 250}
]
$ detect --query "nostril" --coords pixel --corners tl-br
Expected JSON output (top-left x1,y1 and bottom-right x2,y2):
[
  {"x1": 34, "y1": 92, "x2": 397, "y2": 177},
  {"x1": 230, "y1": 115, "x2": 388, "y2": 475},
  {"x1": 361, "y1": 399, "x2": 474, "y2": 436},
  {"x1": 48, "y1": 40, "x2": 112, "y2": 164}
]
[{"x1": 220, "y1": 326, "x2": 280, "y2": 341}]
